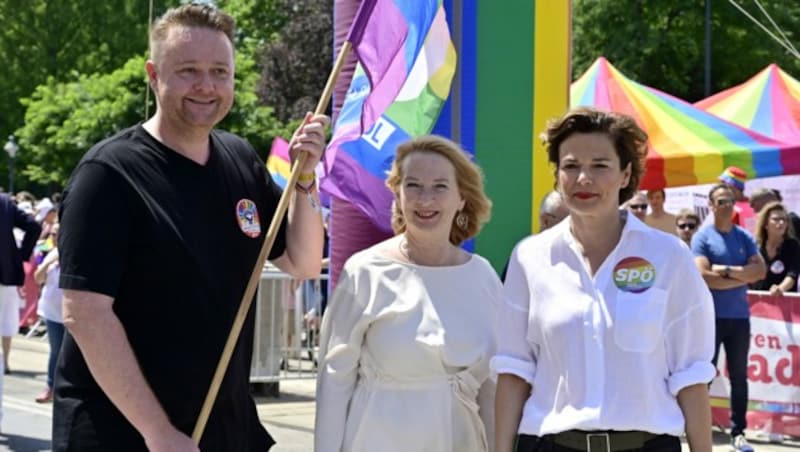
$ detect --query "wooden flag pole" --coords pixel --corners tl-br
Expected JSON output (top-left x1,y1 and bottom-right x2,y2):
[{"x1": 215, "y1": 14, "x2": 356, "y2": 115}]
[{"x1": 192, "y1": 40, "x2": 354, "y2": 443}]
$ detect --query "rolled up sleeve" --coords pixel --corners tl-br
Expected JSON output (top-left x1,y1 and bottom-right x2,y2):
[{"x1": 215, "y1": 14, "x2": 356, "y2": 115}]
[
  {"x1": 664, "y1": 249, "x2": 716, "y2": 396},
  {"x1": 491, "y1": 245, "x2": 538, "y2": 384}
]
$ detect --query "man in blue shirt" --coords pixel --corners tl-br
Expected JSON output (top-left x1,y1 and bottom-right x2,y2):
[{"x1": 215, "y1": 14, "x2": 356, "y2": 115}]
[{"x1": 693, "y1": 183, "x2": 766, "y2": 452}]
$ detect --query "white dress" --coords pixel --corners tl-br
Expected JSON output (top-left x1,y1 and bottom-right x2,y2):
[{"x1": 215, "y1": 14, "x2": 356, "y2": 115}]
[{"x1": 315, "y1": 246, "x2": 501, "y2": 452}]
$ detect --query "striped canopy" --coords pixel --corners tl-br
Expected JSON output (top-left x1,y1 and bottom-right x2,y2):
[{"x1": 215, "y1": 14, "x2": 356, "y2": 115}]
[
  {"x1": 571, "y1": 57, "x2": 800, "y2": 189},
  {"x1": 696, "y1": 64, "x2": 800, "y2": 144}
]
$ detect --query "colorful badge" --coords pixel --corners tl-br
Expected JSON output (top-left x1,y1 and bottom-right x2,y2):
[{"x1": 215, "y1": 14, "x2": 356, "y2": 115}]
[
  {"x1": 613, "y1": 256, "x2": 656, "y2": 293},
  {"x1": 236, "y1": 199, "x2": 261, "y2": 238},
  {"x1": 770, "y1": 260, "x2": 785, "y2": 275}
]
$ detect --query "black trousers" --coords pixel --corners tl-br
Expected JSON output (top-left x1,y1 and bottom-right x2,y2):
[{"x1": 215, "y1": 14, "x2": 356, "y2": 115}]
[{"x1": 515, "y1": 433, "x2": 681, "y2": 452}]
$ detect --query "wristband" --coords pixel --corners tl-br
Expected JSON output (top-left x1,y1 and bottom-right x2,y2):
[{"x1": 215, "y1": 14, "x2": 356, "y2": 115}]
[{"x1": 298, "y1": 172, "x2": 316, "y2": 183}]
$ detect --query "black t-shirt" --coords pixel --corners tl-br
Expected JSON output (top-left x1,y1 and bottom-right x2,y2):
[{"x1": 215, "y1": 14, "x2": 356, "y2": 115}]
[
  {"x1": 54, "y1": 125, "x2": 287, "y2": 451},
  {"x1": 754, "y1": 238, "x2": 800, "y2": 292}
]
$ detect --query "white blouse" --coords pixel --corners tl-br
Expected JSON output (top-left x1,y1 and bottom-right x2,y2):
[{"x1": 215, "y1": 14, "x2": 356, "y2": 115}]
[
  {"x1": 315, "y1": 246, "x2": 501, "y2": 452},
  {"x1": 492, "y1": 213, "x2": 716, "y2": 436}
]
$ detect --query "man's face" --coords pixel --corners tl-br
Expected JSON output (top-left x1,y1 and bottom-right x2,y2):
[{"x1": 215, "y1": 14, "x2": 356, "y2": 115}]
[
  {"x1": 540, "y1": 203, "x2": 569, "y2": 231},
  {"x1": 647, "y1": 191, "x2": 664, "y2": 210},
  {"x1": 676, "y1": 217, "x2": 697, "y2": 243},
  {"x1": 710, "y1": 187, "x2": 735, "y2": 223},
  {"x1": 146, "y1": 26, "x2": 235, "y2": 134}
]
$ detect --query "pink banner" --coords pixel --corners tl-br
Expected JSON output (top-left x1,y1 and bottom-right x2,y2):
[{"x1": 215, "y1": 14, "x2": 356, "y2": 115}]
[{"x1": 711, "y1": 291, "x2": 800, "y2": 435}]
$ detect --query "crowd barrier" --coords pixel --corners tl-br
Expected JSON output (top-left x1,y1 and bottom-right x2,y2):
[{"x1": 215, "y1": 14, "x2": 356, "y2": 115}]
[
  {"x1": 250, "y1": 265, "x2": 326, "y2": 396},
  {"x1": 711, "y1": 290, "x2": 800, "y2": 435}
]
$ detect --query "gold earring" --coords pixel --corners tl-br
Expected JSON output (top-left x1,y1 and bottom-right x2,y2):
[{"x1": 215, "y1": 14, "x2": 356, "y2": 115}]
[{"x1": 456, "y1": 212, "x2": 468, "y2": 230}]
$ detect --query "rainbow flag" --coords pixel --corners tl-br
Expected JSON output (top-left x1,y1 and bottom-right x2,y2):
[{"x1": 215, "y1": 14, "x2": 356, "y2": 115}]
[
  {"x1": 696, "y1": 64, "x2": 800, "y2": 144},
  {"x1": 320, "y1": 0, "x2": 457, "y2": 231},
  {"x1": 571, "y1": 57, "x2": 800, "y2": 189},
  {"x1": 266, "y1": 137, "x2": 291, "y2": 188}
]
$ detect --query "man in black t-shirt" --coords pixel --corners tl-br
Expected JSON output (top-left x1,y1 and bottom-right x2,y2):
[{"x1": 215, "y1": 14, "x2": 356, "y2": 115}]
[{"x1": 54, "y1": 5, "x2": 329, "y2": 452}]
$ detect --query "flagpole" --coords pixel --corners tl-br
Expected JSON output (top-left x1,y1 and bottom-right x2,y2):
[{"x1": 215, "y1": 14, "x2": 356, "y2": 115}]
[{"x1": 191, "y1": 39, "x2": 354, "y2": 444}]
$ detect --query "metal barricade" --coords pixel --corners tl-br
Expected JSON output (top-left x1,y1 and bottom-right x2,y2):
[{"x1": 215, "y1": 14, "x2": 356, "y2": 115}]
[{"x1": 250, "y1": 264, "x2": 327, "y2": 395}]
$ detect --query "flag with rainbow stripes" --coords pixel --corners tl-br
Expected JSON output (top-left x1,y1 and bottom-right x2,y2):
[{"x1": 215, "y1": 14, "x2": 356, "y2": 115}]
[{"x1": 320, "y1": 0, "x2": 457, "y2": 231}]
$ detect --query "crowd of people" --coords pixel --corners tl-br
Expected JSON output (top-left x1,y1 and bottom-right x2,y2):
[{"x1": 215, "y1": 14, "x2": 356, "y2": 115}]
[
  {"x1": 0, "y1": 189, "x2": 63, "y2": 424},
  {"x1": 1, "y1": 3, "x2": 798, "y2": 452}
]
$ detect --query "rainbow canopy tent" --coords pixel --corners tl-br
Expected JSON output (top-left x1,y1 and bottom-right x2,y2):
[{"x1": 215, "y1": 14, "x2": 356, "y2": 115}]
[
  {"x1": 571, "y1": 57, "x2": 800, "y2": 189},
  {"x1": 695, "y1": 64, "x2": 800, "y2": 144}
]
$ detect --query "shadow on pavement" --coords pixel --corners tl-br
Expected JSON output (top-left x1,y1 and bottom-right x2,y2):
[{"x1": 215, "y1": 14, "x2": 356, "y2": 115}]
[{"x1": 713, "y1": 430, "x2": 730, "y2": 446}]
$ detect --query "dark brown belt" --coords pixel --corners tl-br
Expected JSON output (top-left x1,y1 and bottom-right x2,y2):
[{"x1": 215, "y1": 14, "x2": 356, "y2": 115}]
[{"x1": 548, "y1": 430, "x2": 660, "y2": 452}]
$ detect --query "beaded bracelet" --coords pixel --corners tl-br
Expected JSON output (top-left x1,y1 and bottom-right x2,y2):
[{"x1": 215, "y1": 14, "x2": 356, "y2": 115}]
[{"x1": 295, "y1": 180, "x2": 321, "y2": 213}]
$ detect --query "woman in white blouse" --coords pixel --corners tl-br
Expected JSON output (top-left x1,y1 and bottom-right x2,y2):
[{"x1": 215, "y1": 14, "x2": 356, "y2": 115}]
[
  {"x1": 315, "y1": 135, "x2": 501, "y2": 452},
  {"x1": 494, "y1": 108, "x2": 715, "y2": 452}
]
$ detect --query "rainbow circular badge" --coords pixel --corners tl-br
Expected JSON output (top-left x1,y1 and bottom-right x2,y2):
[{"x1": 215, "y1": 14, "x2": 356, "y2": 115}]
[
  {"x1": 613, "y1": 256, "x2": 656, "y2": 293},
  {"x1": 236, "y1": 199, "x2": 261, "y2": 238}
]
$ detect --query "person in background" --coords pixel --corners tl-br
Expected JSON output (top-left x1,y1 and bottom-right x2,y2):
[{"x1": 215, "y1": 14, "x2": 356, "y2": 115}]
[
  {"x1": 0, "y1": 194, "x2": 41, "y2": 428},
  {"x1": 35, "y1": 198, "x2": 58, "y2": 239},
  {"x1": 495, "y1": 107, "x2": 714, "y2": 452},
  {"x1": 316, "y1": 135, "x2": 499, "y2": 452},
  {"x1": 718, "y1": 166, "x2": 757, "y2": 232},
  {"x1": 675, "y1": 209, "x2": 700, "y2": 247},
  {"x1": 645, "y1": 189, "x2": 677, "y2": 234},
  {"x1": 500, "y1": 191, "x2": 569, "y2": 282},
  {"x1": 749, "y1": 187, "x2": 800, "y2": 235},
  {"x1": 752, "y1": 201, "x2": 799, "y2": 443},
  {"x1": 539, "y1": 191, "x2": 569, "y2": 231},
  {"x1": 34, "y1": 223, "x2": 63, "y2": 403},
  {"x1": 624, "y1": 191, "x2": 648, "y2": 222},
  {"x1": 753, "y1": 202, "x2": 799, "y2": 296},
  {"x1": 692, "y1": 183, "x2": 766, "y2": 452}
]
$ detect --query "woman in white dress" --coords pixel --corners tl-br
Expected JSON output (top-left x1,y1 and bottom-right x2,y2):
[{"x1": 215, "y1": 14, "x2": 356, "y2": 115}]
[{"x1": 315, "y1": 135, "x2": 500, "y2": 452}]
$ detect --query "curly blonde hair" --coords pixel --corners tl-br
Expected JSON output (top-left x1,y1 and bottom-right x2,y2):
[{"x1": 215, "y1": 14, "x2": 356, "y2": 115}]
[{"x1": 385, "y1": 135, "x2": 492, "y2": 245}]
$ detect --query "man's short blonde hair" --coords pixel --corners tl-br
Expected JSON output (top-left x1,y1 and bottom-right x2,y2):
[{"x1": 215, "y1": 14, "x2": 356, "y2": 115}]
[{"x1": 149, "y1": 4, "x2": 235, "y2": 62}]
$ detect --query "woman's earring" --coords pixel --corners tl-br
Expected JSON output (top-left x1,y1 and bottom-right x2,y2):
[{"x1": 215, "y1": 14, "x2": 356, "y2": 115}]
[{"x1": 456, "y1": 212, "x2": 468, "y2": 230}]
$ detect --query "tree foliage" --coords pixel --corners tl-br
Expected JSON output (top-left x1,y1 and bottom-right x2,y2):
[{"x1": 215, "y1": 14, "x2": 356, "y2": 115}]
[
  {"x1": 16, "y1": 57, "x2": 149, "y2": 188},
  {"x1": 573, "y1": 0, "x2": 800, "y2": 101},
  {"x1": 14, "y1": 0, "x2": 297, "y2": 188},
  {"x1": 257, "y1": 0, "x2": 333, "y2": 122},
  {"x1": 0, "y1": 0, "x2": 159, "y2": 142}
]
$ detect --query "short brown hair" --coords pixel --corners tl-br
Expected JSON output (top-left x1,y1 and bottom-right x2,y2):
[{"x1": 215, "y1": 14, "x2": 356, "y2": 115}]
[
  {"x1": 542, "y1": 107, "x2": 648, "y2": 204},
  {"x1": 675, "y1": 208, "x2": 700, "y2": 226},
  {"x1": 385, "y1": 135, "x2": 492, "y2": 246},
  {"x1": 755, "y1": 201, "x2": 795, "y2": 246},
  {"x1": 150, "y1": 4, "x2": 235, "y2": 62},
  {"x1": 708, "y1": 183, "x2": 733, "y2": 202}
]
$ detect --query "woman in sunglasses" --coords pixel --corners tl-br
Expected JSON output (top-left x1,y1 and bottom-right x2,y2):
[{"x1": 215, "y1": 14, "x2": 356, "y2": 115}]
[
  {"x1": 675, "y1": 209, "x2": 700, "y2": 247},
  {"x1": 494, "y1": 107, "x2": 715, "y2": 452},
  {"x1": 753, "y1": 202, "x2": 799, "y2": 296}
]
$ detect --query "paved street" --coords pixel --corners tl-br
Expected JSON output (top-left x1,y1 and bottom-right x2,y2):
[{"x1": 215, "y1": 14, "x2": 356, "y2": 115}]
[{"x1": 1, "y1": 336, "x2": 799, "y2": 451}]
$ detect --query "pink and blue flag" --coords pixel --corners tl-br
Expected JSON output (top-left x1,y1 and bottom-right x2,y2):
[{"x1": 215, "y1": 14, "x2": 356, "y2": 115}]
[
  {"x1": 319, "y1": 0, "x2": 457, "y2": 231},
  {"x1": 266, "y1": 137, "x2": 291, "y2": 188}
]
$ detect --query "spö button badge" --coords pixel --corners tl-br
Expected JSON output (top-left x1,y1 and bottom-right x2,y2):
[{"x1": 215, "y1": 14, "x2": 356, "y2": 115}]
[
  {"x1": 613, "y1": 257, "x2": 656, "y2": 293},
  {"x1": 236, "y1": 199, "x2": 261, "y2": 238}
]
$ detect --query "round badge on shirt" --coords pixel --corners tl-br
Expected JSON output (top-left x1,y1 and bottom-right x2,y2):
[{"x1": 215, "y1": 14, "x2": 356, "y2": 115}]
[
  {"x1": 613, "y1": 256, "x2": 656, "y2": 293},
  {"x1": 236, "y1": 199, "x2": 261, "y2": 238},
  {"x1": 770, "y1": 260, "x2": 785, "y2": 275}
]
